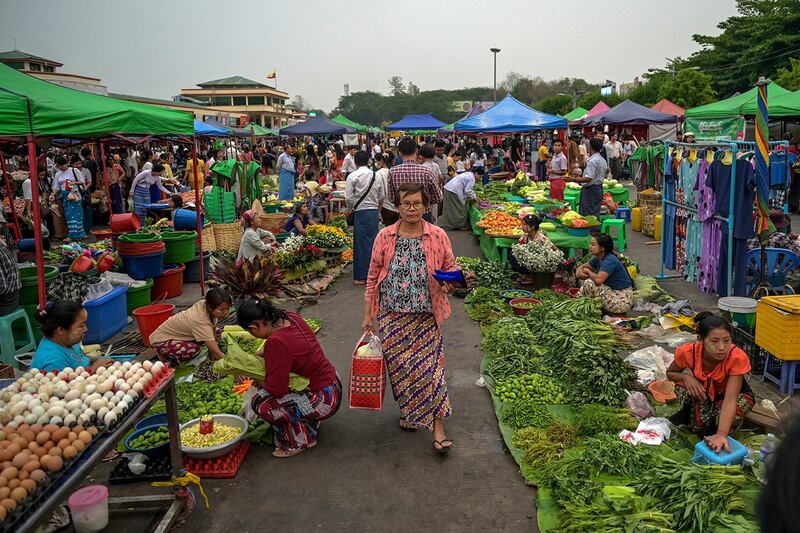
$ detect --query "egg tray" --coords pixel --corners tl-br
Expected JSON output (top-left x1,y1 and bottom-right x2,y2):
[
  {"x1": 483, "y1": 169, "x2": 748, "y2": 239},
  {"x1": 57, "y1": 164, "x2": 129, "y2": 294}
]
[
  {"x1": 0, "y1": 451, "x2": 86, "y2": 533},
  {"x1": 182, "y1": 441, "x2": 250, "y2": 478},
  {"x1": 144, "y1": 367, "x2": 175, "y2": 398},
  {"x1": 109, "y1": 455, "x2": 172, "y2": 484}
]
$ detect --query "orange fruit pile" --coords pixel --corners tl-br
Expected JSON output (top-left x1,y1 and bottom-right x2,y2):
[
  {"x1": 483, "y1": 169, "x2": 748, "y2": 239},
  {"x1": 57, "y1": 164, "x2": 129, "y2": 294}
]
[{"x1": 476, "y1": 211, "x2": 522, "y2": 234}]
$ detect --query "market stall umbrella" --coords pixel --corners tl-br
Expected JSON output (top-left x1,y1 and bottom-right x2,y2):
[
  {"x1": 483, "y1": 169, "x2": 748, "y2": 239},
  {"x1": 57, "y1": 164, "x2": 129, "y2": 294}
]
[
  {"x1": 563, "y1": 107, "x2": 589, "y2": 121},
  {"x1": 384, "y1": 114, "x2": 447, "y2": 132},
  {"x1": 194, "y1": 119, "x2": 230, "y2": 136},
  {"x1": 650, "y1": 99, "x2": 685, "y2": 118},
  {"x1": 454, "y1": 95, "x2": 567, "y2": 132},
  {"x1": 331, "y1": 114, "x2": 369, "y2": 133},
  {"x1": 0, "y1": 63, "x2": 195, "y2": 308},
  {"x1": 685, "y1": 82, "x2": 790, "y2": 118},
  {"x1": 279, "y1": 115, "x2": 356, "y2": 136},
  {"x1": 581, "y1": 99, "x2": 678, "y2": 126}
]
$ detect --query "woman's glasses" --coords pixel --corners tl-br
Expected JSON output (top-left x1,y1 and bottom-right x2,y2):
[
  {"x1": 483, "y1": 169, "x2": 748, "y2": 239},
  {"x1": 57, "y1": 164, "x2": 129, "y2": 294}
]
[{"x1": 400, "y1": 201, "x2": 424, "y2": 210}]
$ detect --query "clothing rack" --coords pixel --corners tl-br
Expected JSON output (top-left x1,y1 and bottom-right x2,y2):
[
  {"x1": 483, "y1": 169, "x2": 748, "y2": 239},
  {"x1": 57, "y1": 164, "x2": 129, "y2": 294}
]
[{"x1": 657, "y1": 140, "x2": 790, "y2": 296}]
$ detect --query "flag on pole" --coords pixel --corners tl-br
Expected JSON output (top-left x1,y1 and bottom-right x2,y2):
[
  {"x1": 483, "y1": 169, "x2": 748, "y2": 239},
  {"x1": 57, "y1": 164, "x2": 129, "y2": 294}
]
[
  {"x1": 266, "y1": 69, "x2": 276, "y2": 79},
  {"x1": 754, "y1": 78, "x2": 775, "y2": 238}
]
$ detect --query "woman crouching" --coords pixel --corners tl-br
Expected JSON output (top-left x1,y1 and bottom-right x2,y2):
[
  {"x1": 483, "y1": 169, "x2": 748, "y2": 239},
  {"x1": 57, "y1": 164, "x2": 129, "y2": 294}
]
[{"x1": 237, "y1": 299, "x2": 341, "y2": 457}]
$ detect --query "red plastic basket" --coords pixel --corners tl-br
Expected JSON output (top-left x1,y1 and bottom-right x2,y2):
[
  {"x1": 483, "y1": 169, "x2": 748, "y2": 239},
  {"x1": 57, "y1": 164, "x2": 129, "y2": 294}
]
[
  {"x1": 348, "y1": 333, "x2": 386, "y2": 410},
  {"x1": 183, "y1": 441, "x2": 250, "y2": 478}
]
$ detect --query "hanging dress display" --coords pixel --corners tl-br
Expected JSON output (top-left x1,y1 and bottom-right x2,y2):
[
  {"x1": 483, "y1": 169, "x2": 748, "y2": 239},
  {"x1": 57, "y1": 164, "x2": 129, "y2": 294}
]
[{"x1": 680, "y1": 154, "x2": 703, "y2": 284}]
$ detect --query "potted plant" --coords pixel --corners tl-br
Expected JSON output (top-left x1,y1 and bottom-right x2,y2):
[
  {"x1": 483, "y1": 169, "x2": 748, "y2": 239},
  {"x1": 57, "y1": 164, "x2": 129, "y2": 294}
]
[{"x1": 511, "y1": 241, "x2": 564, "y2": 289}]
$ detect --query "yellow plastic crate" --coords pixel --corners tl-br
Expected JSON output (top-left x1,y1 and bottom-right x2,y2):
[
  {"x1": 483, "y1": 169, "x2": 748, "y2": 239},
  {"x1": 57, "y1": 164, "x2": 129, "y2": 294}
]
[{"x1": 755, "y1": 296, "x2": 800, "y2": 360}]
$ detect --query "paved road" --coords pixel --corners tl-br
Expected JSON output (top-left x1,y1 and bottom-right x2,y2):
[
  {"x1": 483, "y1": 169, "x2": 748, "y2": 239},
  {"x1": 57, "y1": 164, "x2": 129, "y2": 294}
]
[{"x1": 183, "y1": 229, "x2": 537, "y2": 532}]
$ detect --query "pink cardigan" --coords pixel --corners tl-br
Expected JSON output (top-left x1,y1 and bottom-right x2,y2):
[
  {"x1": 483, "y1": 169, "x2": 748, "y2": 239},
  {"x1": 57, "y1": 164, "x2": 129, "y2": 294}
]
[{"x1": 365, "y1": 221, "x2": 457, "y2": 326}]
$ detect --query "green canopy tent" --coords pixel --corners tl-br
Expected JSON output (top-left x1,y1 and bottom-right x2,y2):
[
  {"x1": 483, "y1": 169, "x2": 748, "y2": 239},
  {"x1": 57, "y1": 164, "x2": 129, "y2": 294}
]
[
  {"x1": 247, "y1": 123, "x2": 277, "y2": 136},
  {"x1": 0, "y1": 63, "x2": 197, "y2": 307},
  {"x1": 685, "y1": 82, "x2": 790, "y2": 118},
  {"x1": 331, "y1": 114, "x2": 369, "y2": 133},
  {"x1": 563, "y1": 107, "x2": 589, "y2": 121},
  {"x1": 744, "y1": 89, "x2": 800, "y2": 117}
]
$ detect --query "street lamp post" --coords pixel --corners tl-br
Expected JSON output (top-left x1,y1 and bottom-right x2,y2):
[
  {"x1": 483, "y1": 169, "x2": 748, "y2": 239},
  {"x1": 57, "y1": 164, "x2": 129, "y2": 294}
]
[{"x1": 490, "y1": 47, "x2": 501, "y2": 104}]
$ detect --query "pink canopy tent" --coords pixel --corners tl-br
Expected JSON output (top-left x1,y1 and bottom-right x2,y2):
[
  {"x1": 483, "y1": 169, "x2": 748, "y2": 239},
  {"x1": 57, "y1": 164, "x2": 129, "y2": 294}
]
[
  {"x1": 569, "y1": 101, "x2": 610, "y2": 126},
  {"x1": 650, "y1": 98, "x2": 685, "y2": 118}
]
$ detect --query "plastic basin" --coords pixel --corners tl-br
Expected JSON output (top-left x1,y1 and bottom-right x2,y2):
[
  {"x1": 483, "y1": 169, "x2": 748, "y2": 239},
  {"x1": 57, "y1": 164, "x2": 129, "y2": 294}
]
[
  {"x1": 110, "y1": 213, "x2": 141, "y2": 232},
  {"x1": 135, "y1": 412, "x2": 168, "y2": 431},
  {"x1": 162, "y1": 231, "x2": 198, "y2": 264},
  {"x1": 498, "y1": 289, "x2": 533, "y2": 303},
  {"x1": 125, "y1": 278, "x2": 153, "y2": 316},
  {"x1": 19, "y1": 265, "x2": 59, "y2": 305},
  {"x1": 718, "y1": 296, "x2": 758, "y2": 333},
  {"x1": 180, "y1": 414, "x2": 248, "y2": 459},
  {"x1": 183, "y1": 252, "x2": 211, "y2": 284},
  {"x1": 173, "y1": 208, "x2": 205, "y2": 231},
  {"x1": 152, "y1": 264, "x2": 186, "y2": 300},
  {"x1": 121, "y1": 251, "x2": 165, "y2": 280},
  {"x1": 509, "y1": 297, "x2": 541, "y2": 316},
  {"x1": 124, "y1": 424, "x2": 169, "y2": 459},
  {"x1": 133, "y1": 303, "x2": 175, "y2": 347}
]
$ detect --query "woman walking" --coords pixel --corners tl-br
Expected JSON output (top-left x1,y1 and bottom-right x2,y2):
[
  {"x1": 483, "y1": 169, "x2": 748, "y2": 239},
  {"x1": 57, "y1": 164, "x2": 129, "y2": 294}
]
[
  {"x1": 376, "y1": 154, "x2": 398, "y2": 225},
  {"x1": 346, "y1": 150, "x2": 384, "y2": 284},
  {"x1": 105, "y1": 155, "x2": 125, "y2": 213},
  {"x1": 50, "y1": 155, "x2": 86, "y2": 241},
  {"x1": 362, "y1": 183, "x2": 457, "y2": 453}
]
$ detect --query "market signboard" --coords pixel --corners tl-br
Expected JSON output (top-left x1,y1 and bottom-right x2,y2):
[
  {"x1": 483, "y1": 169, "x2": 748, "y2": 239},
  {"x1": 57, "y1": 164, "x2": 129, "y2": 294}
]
[{"x1": 684, "y1": 117, "x2": 745, "y2": 141}]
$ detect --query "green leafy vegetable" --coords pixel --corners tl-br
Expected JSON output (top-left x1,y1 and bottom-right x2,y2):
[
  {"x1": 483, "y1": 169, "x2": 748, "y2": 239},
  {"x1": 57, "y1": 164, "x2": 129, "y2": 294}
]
[{"x1": 573, "y1": 404, "x2": 639, "y2": 437}]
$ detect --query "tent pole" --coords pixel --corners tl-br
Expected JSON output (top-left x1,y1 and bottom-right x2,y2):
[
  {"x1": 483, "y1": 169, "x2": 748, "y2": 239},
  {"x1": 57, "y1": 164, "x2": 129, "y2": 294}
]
[
  {"x1": 192, "y1": 136, "x2": 205, "y2": 296},
  {"x1": 99, "y1": 143, "x2": 112, "y2": 216},
  {"x1": 26, "y1": 135, "x2": 46, "y2": 310},
  {"x1": 0, "y1": 156, "x2": 21, "y2": 242}
]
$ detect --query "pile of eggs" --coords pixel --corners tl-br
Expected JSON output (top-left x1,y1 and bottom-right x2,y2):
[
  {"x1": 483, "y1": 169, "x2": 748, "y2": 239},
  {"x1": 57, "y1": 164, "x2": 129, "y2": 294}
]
[
  {"x1": 0, "y1": 360, "x2": 166, "y2": 430},
  {"x1": 0, "y1": 423, "x2": 97, "y2": 521}
]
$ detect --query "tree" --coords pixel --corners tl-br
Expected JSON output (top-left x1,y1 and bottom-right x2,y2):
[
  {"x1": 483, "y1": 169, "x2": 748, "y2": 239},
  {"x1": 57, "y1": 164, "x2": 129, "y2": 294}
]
[
  {"x1": 688, "y1": 0, "x2": 800, "y2": 97},
  {"x1": 660, "y1": 69, "x2": 717, "y2": 108},
  {"x1": 407, "y1": 81, "x2": 420, "y2": 96},
  {"x1": 535, "y1": 94, "x2": 573, "y2": 116},
  {"x1": 776, "y1": 57, "x2": 800, "y2": 91},
  {"x1": 290, "y1": 95, "x2": 309, "y2": 112},
  {"x1": 388, "y1": 76, "x2": 406, "y2": 96}
]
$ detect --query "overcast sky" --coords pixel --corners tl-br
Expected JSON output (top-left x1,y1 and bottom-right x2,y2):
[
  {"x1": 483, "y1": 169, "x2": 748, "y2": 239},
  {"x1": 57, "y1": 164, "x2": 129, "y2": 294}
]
[{"x1": 1, "y1": 0, "x2": 738, "y2": 111}]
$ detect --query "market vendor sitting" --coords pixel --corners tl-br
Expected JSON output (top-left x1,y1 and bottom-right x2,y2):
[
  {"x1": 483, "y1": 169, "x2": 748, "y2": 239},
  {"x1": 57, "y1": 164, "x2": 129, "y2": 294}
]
[
  {"x1": 237, "y1": 209, "x2": 277, "y2": 265},
  {"x1": 237, "y1": 299, "x2": 340, "y2": 458},
  {"x1": 667, "y1": 312, "x2": 753, "y2": 453},
  {"x1": 284, "y1": 202, "x2": 311, "y2": 236},
  {"x1": 575, "y1": 234, "x2": 634, "y2": 314},
  {"x1": 148, "y1": 288, "x2": 232, "y2": 366},
  {"x1": 510, "y1": 214, "x2": 559, "y2": 284},
  {"x1": 31, "y1": 300, "x2": 114, "y2": 372}
]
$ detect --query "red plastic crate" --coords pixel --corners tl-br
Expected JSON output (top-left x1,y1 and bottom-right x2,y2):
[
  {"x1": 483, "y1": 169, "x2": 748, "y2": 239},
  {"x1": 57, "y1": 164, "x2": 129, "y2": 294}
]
[{"x1": 182, "y1": 441, "x2": 251, "y2": 478}]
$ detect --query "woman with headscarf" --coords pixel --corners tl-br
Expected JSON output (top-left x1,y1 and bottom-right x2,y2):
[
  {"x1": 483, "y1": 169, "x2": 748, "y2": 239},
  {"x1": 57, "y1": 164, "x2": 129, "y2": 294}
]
[
  {"x1": 237, "y1": 209, "x2": 277, "y2": 266},
  {"x1": 276, "y1": 145, "x2": 297, "y2": 201}
]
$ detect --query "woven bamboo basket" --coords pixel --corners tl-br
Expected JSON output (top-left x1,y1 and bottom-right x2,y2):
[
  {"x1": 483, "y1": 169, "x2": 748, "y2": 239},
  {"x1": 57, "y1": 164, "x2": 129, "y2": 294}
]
[
  {"x1": 259, "y1": 213, "x2": 289, "y2": 234},
  {"x1": 638, "y1": 190, "x2": 663, "y2": 208},
  {"x1": 200, "y1": 224, "x2": 217, "y2": 252},
  {"x1": 213, "y1": 222, "x2": 244, "y2": 253},
  {"x1": 641, "y1": 207, "x2": 661, "y2": 237}
]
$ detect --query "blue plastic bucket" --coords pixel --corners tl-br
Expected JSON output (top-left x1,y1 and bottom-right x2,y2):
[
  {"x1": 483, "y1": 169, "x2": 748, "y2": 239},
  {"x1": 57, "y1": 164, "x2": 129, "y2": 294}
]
[
  {"x1": 17, "y1": 238, "x2": 37, "y2": 253},
  {"x1": 183, "y1": 251, "x2": 211, "y2": 284},
  {"x1": 83, "y1": 285, "x2": 128, "y2": 344},
  {"x1": 173, "y1": 208, "x2": 205, "y2": 231},
  {"x1": 121, "y1": 251, "x2": 165, "y2": 280}
]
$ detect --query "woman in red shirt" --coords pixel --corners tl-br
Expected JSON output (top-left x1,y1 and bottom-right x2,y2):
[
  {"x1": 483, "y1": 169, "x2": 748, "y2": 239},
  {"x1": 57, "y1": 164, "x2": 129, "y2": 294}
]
[
  {"x1": 667, "y1": 312, "x2": 754, "y2": 453},
  {"x1": 237, "y1": 300, "x2": 340, "y2": 457}
]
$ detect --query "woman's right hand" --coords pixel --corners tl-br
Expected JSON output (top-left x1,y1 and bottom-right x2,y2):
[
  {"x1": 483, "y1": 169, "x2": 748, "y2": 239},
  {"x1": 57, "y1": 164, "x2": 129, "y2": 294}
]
[
  {"x1": 682, "y1": 375, "x2": 706, "y2": 400},
  {"x1": 361, "y1": 312, "x2": 373, "y2": 334}
]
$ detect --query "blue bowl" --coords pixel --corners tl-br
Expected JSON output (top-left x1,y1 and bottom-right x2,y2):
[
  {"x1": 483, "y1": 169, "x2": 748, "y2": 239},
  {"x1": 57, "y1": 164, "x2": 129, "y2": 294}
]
[
  {"x1": 125, "y1": 424, "x2": 169, "y2": 459},
  {"x1": 135, "y1": 413, "x2": 168, "y2": 431},
  {"x1": 498, "y1": 289, "x2": 533, "y2": 302}
]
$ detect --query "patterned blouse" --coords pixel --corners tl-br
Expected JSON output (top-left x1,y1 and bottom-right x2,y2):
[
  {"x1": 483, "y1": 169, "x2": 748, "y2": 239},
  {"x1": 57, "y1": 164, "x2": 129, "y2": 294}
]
[{"x1": 380, "y1": 236, "x2": 432, "y2": 313}]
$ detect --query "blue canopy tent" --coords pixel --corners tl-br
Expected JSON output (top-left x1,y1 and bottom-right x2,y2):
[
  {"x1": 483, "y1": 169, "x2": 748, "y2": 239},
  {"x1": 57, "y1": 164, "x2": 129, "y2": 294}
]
[
  {"x1": 194, "y1": 119, "x2": 229, "y2": 136},
  {"x1": 385, "y1": 114, "x2": 447, "y2": 132},
  {"x1": 581, "y1": 99, "x2": 678, "y2": 126},
  {"x1": 454, "y1": 95, "x2": 567, "y2": 132},
  {"x1": 280, "y1": 115, "x2": 356, "y2": 136}
]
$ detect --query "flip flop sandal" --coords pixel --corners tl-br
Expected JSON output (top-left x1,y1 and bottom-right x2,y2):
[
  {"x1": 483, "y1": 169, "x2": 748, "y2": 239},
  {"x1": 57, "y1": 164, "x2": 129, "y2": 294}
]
[
  {"x1": 433, "y1": 439, "x2": 453, "y2": 454},
  {"x1": 273, "y1": 440, "x2": 317, "y2": 458}
]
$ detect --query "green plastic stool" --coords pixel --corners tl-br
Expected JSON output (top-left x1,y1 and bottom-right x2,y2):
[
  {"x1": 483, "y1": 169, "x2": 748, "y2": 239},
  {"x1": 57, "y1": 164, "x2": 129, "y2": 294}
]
[
  {"x1": 0, "y1": 308, "x2": 37, "y2": 366},
  {"x1": 601, "y1": 218, "x2": 627, "y2": 252}
]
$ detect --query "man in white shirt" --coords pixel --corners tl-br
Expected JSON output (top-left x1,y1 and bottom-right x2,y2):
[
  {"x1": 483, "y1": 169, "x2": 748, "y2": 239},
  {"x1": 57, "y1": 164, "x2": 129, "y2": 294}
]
[
  {"x1": 439, "y1": 169, "x2": 479, "y2": 230},
  {"x1": 345, "y1": 150, "x2": 384, "y2": 284},
  {"x1": 22, "y1": 177, "x2": 32, "y2": 217},
  {"x1": 604, "y1": 132, "x2": 623, "y2": 180},
  {"x1": 370, "y1": 139, "x2": 382, "y2": 159},
  {"x1": 388, "y1": 137, "x2": 396, "y2": 148},
  {"x1": 226, "y1": 142, "x2": 240, "y2": 161},
  {"x1": 341, "y1": 146, "x2": 358, "y2": 176}
]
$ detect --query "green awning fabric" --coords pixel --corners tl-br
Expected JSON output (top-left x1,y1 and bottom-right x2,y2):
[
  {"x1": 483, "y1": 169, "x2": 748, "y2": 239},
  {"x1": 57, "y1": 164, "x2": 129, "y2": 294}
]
[
  {"x1": 247, "y1": 123, "x2": 277, "y2": 136},
  {"x1": 331, "y1": 114, "x2": 369, "y2": 133},
  {"x1": 752, "y1": 89, "x2": 800, "y2": 117},
  {"x1": 0, "y1": 63, "x2": 194, "y2": 138},
  {"x1": 563, "y1": 107, "x2": 588, "y2": 121},
  {"x1": 685, "y1": 82, "x2": 790, "y2": 118}
]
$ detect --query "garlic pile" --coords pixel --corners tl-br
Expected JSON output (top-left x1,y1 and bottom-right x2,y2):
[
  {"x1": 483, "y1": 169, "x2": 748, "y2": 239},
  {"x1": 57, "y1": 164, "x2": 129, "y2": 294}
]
[{"x1": 0, "y1": 361, "x2": 166, "y2": 430}]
